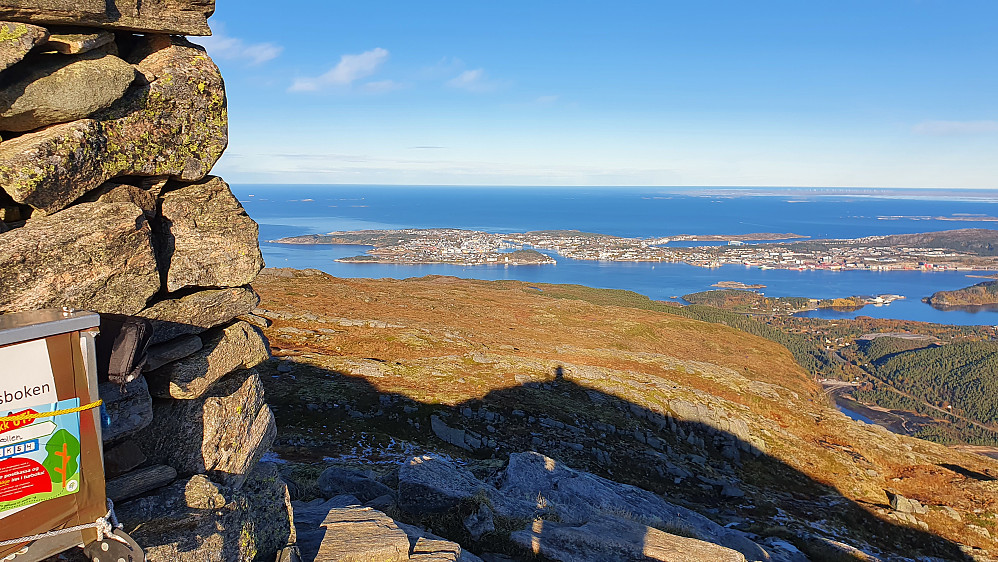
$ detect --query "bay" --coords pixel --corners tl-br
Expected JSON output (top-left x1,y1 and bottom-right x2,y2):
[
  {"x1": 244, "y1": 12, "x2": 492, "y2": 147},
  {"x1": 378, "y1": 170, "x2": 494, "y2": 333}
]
[{"x1": 235, "y1": 185, "x2": 998, "y2": 326}]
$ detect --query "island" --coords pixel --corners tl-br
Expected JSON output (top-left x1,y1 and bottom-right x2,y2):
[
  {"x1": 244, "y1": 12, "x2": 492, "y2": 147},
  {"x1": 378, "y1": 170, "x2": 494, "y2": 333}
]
[
  {"x1": 273, "y1": 227, "x2": 998, "y2": 272},
  {"x1": 924, "y1": 280, "x2": 998, "y2": 308},
  {"x1": 683, "y1": 289, "x2": 904, "y2": 315},
  {"x1": 712, "y1": 281, "x2": 766, "y2": 289}
]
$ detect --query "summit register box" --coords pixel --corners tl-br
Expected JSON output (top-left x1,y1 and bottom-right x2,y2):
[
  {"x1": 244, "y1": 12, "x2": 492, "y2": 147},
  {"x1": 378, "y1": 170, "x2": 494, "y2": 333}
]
[{"x1": 0, "y1": 309, "x2": 140, "y2": 561}]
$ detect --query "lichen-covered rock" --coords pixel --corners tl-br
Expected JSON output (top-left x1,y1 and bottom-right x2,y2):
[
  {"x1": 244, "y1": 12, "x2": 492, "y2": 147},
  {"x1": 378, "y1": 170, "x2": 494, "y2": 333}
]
[
  {"x1": 0, "y1": 201, "x2": 159, "y2": 314},
  {"x1": 41, "y1": 28, "x2": 114, "y2": 54},
  {"x1": 146, "y1": 321, "x2": 269, "y2": 400},
  {"x1": 0, "y1": 20, "x2": 47, "y2": 72},
  {"x1": 0, "y1": 51, "x2": 136, "y2": 132},
  {"x1": 0, "y1": 35, "x2": 226, "y2": 214},
  {"x1": 510, "y1": 515, "x2": 747, "y2": 562},
  {"x1": 135, "y1": 369, "x2": 277, "y2": 489},
  {"x1": 139, "y1": 286, "x2": 261, "y2": 344},
  {"x1": 157, "y1": 176, "x2": 263, "y2": 291},
  {"x1": 116, "y1": 463, "x2": 294, "y2": 562},
  {"x1": 0, "y1": 0, "x2": 215, "y2": 36}
]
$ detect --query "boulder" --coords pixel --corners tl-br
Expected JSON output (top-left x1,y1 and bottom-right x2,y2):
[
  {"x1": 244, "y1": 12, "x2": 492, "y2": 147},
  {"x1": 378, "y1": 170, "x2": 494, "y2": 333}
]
[
  {"x1": 398, "y1": 454, "x2": 508, "y2": 515},
  {"x1": 135, "y1": 369, "x2": 277, "y2": 489},
  {"x1": 146, "y1": 321, "x2": 269, "y2": 400},
  {"x1": 0, "y1": 20, "x2": 47, "y2": 73},
  {"x1": 510, "y1": 515, "x2": 747, "y2": 562},
  {"x1": 317, "y1": 466, "x2": 395, "y2": 503},
  {"x1": 139, "y1": 286, "x2": 260, "y2": 344},
  {"x1": 0, "y1": 202, "x2": 160, "y2": 315},
  {"x1": 887, "y1": 491, "x2": 913, "y2": 514},
  {"x1": 116, "y1": 463, "x2": 294, "y2": 562},
  {"x1": 411, "y1": 538, "x2": 462, "y2": 562},
  {"x1": 314, "y1": 506, "x2": 411, "y2": 562},
  {"x1": 41, "y1": 28, "x2": 114, "y2": 54},
  {"x1": 100, "y1": 376, "x2": 154, "y2": 444},
  {"x1": 495, "y1": 452, "x2": 769, "y2": 561},
  {"x1": 0, "y1": 51, "x2": 136, "y2": 132},
  {"x1": 0, "y1": 0, "x2": 215, "y2": 36},
  {"x1": 157, "y1": 176, "x2": 264, "y2": 291},
  {"x1": 144, "y1": 334, "x2": 203, "y2": 372},
  {"x1": 0, "y1": 35, "x2": 226, "y2": 214}
]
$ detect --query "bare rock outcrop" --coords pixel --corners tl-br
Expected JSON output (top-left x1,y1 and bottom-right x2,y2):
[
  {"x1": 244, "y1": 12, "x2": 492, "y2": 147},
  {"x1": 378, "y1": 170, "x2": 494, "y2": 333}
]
[
  {"x1": 398, "y1": 452, "x2": 770, "y2": 562},
  {"x1": 510, "y1": 515, "x2": 747, "y2": 562}
]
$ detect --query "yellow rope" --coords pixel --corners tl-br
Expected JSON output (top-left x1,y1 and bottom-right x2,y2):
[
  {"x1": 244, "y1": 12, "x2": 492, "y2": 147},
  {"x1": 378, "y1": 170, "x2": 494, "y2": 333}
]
[{"x1": 0, "y1": 399, "x2": 103, "y2": 423}]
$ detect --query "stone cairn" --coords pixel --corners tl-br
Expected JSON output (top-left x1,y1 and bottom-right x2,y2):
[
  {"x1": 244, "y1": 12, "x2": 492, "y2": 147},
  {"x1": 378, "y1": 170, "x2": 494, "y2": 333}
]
[{"x1": 0, "y1": 2, "x2": 295, "y2": 560}]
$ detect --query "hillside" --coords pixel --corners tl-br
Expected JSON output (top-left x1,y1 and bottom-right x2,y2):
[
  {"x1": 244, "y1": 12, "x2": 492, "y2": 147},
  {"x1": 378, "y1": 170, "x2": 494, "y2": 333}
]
[
  {"x1": 926, "y1": 281, "x2": 998, "y2": 307},
  {"x1": 253, "y1": 268, "x2": 998, "y2": 561}
]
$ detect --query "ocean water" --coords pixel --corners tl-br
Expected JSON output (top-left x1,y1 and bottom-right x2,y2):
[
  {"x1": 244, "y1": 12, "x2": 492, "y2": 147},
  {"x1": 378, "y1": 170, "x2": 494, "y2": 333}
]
[{"x1": 234, "y1": 185, "x2": 998, "y2": 326}]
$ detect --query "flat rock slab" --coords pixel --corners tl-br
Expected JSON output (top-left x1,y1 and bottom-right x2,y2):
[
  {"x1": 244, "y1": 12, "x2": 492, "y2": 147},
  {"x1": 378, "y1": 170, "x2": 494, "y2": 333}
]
[
  {"x1": 315, "y1": 506, "x2": 410, "y2": 562},
  {"x1": 510, "y1": 515, "x2": 746, "y2": 562},
  {"x1": 146, "y1": 320, "x2": 269, "y2": 399},
  {"x1": 0, "y1": 51, "x2": 136, "y2": 132},
  {"x1": 0, "y1": 20, "x2": 47, "y2": 72},
  {"x1": 145, "y1": 334, "x2": 203, "y2": 372},
  {"x1": 106, "y1": 464, "x2": 178, "y2": 503},
  {"x1": 41, "y1": 28, "x2": 114, "y2": 54},
  {"x1": 157, "y1": 176, "x2": 264, "y2": 291},
  {"x1": 135, "y1": 368, "x2": 276, "y2": 489},
  {"x1": 0, "y1": 0, "x2": 215, "y2": 36},
  {"x1": 140, "y1": 286, "x2": 260, "y2": 344},
  {"x1": 0, "y1": 201, "x2": 159, "y2": 315},
  {"x1": 0, "y1": 35, "x2": 226, "y2": 214},
  {"x1": 117, "y1": 464, "x2": 293, "y2": 562}
]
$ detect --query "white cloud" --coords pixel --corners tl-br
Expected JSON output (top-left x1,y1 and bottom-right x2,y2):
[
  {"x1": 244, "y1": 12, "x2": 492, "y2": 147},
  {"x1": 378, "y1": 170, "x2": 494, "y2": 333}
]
[
  {"x1": 289, "y1": 48, "x2": 390, "y2": 92},
  {"x1": 446, "y1": 69, "x2": 500, "y2": 93},
  {"x1": 362, "y1": 80, "x2": 406, "y2": 94},
  {"x1": 912, "y1": 120, "x2": 998, "y2": 136},
  {"x1": 534, "y1": 95, "x2": 560, "y2": 105},
  {"x1": 194, "y1": 26, "x2": 282, "y2": 66}
]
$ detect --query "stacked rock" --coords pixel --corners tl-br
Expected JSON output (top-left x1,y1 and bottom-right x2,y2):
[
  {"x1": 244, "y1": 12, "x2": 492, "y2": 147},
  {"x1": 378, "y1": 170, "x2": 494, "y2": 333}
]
[{"x1": 0, "y1": 2, "x2": 293, "y2": 560}]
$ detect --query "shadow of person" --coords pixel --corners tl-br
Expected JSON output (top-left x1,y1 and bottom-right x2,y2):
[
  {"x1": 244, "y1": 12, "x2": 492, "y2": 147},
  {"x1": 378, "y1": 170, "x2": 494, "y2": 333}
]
[{"x1": 262, "y1": 360, "x2": 981, "y2": 562}]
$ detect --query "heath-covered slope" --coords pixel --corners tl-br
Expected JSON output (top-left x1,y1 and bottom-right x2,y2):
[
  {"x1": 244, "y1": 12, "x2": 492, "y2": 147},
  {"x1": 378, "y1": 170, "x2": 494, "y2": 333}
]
[{"x1": 255, "y1": 269, "x2": 998, "y2": 562}]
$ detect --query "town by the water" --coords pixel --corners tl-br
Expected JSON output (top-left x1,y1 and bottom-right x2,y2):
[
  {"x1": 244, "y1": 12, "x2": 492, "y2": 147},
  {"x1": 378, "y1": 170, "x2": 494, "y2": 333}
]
[{"x1": 275, "y1": 227, "x2": 998, "y2": 272}]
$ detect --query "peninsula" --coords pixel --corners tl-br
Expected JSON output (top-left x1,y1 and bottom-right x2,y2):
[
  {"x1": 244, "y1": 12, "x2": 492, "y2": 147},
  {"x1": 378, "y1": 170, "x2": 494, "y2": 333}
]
[{"x1": 274, "y1": 227, "x2": 998, "y2": 272}]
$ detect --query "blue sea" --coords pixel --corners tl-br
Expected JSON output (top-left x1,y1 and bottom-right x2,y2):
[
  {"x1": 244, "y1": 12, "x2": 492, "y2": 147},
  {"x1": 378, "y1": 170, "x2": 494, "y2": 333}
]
[{"x1": 233, "y1": 185, "x2": 998, "y2": 326}]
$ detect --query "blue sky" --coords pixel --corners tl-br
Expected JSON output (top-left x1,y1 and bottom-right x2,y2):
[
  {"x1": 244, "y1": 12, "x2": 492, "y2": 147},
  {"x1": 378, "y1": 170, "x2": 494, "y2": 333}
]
[{"x1": 195, "y1": 1, "x2": 998, "y2": 188}]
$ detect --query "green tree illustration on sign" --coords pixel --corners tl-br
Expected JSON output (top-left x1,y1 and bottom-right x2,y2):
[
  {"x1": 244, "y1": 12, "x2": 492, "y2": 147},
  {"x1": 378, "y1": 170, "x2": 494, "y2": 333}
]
[{"x1": 42, "y1": 429, "x2": 81, "y2": 489}]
